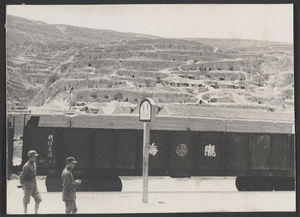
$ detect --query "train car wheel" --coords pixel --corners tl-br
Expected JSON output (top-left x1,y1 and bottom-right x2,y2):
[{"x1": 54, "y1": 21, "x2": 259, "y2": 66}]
[
  {"x1": 46, "y1": 176, "x2": 122, "y2": 192},
  {"x1": 46, "y1": 176, "x2": 62, "y2": 192},
  {"x1": 91, "y1": 176, "x2": 122, "y2": 191},
  {"x1": 75, "y1": 176, "x2": 122, "y2": 191},
  {"x1": 236, "y1": 177, "x2": 295, "y2": 191}
]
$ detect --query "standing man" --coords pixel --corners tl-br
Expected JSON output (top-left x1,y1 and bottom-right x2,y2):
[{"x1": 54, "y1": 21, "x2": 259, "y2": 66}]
[
  {"x1": 19, "y1": 150, "x2": 42, "y2": 214},
  {"x1": 61, "y1": 157, "x2": 82, "y2": 214}
]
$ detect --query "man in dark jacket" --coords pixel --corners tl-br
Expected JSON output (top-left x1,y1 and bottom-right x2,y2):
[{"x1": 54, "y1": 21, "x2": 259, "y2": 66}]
[
  {"x1": 20, "y1": 150, "x2": 42, "y2": 214},
  {"x1": 61, "y1": 157, "x2": 81, "y2": 214}
]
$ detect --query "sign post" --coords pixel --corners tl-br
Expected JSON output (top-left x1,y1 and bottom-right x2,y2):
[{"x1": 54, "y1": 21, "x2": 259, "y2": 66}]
[
  {"x1": 139, "y1": 98, "x2": 157, "y2": 203},
  {"x1": 142, "y1": 122, "x2": 150, "y2": 203}
]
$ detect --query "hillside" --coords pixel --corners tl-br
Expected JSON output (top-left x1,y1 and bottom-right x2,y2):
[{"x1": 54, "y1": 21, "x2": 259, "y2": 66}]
[{"x1": 6, "y1": 15, "x2": 294, "y2": 116}]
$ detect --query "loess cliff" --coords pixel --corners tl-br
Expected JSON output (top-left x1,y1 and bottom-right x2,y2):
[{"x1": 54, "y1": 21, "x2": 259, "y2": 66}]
[{"x1": 6, "y1": 15, "x2": 294, "y2": 115}]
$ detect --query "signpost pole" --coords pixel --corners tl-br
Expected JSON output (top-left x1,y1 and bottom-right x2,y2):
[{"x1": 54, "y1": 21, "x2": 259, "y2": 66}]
[
  {"x1": 140, "y1": 98, "x2": 156, "y2": 203},
  {"x1": 142, "y1": 121, "x2": 150, "y2": 203}
]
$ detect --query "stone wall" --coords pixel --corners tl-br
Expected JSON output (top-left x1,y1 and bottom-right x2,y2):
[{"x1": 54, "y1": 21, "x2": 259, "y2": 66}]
[
  {"x1": 180, "y1": 59, "x2": 262, "y2": 73},
  {"x1": 120, "y1": 60, "x2": 180, "y2": 71},
  {"x1": 116, "y1": 70, "x2": 169, "y2": 79},
  {"x1": 71, "y1": 88, "x2": 198, "y2": 105}
]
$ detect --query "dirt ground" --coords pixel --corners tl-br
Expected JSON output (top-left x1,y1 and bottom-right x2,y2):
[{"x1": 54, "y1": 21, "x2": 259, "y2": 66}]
[{"x1": 6, "y1": 176, "x2": 295, "y2": 214}]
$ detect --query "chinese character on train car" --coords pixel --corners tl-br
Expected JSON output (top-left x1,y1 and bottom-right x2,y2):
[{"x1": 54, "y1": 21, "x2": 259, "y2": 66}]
[
  {"x1": 204, "y1": 144, "x2": 216, "y2": 157},
  {"x1": 149, "y1": 143, "x2": 158, "y2": 156},
  {"x1": 47, "y1": 135, "x2": 53, "y2": 157}
]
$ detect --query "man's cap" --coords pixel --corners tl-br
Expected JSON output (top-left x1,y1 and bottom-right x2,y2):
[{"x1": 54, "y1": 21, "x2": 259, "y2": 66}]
[
  {"x1": 66, "y1": 157, "x2": 77, "y2": 164},
  {"x1": 28, "y1": 150, "x2": 39, "y2": 157}
]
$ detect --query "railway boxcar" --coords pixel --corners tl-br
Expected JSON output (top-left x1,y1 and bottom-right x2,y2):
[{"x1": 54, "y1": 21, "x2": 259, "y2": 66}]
[{"x1": 19, "y1": 113, "x2": 295, "y2": 192}]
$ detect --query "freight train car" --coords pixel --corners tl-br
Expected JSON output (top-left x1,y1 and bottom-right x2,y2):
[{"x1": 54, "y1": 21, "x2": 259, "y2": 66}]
[{"x1": 17, "y1": 112, "x2": 295, "y2": 192}]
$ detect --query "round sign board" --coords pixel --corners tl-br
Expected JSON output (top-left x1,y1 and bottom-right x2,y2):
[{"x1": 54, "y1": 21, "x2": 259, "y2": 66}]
[
  {"x1": 139, "y1": 98, "x2": 156, "y2": 122},
  {"x1": 176, "y1": 144, "x2": 188, "y2": 157},
  {"x1": 140, "y1": 101, "x2": 151, "y2": 121}
]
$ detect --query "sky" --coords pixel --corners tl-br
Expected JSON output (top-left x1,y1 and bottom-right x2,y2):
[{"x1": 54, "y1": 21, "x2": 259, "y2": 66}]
[{"x1": 6, "y1": 4, "x2": 293, "y2": 43}]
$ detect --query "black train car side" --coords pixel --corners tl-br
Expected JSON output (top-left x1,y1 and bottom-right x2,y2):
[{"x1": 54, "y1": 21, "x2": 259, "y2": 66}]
[{"x1": 21, "y1": 114, "x2": 295, "y2": 192}]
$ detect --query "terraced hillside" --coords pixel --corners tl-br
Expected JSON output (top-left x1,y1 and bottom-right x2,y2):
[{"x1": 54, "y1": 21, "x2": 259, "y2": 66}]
[
  {"x1": 6, "y1": 15, "x2": 159, "y2": 107},
  {"x1": 6, "y1": 15, "x2": 294, "y2": 114}
]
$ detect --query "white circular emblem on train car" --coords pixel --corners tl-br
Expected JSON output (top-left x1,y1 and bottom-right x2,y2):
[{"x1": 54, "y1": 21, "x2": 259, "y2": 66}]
[{"x1": 176, "y1": 144, "x2": 188, "y2": 157}]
